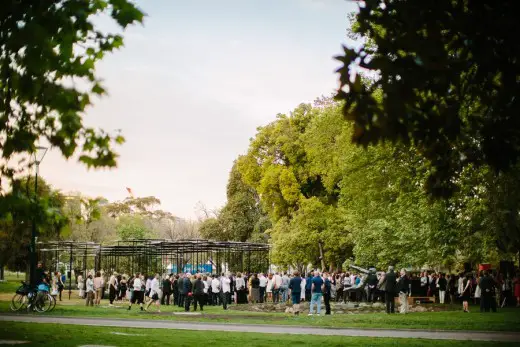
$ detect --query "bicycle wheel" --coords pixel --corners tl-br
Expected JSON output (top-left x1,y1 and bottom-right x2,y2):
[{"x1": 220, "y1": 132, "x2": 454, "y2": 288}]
[
  {"x1": 10, "y1": 294, "x2": 27, "y2": 312},
  {"x1": 48, "y1": 294, "x2": 57, "y2": 312},
  {"x1": 35, "y1": 293, "x2": 53, "y2": 313}
]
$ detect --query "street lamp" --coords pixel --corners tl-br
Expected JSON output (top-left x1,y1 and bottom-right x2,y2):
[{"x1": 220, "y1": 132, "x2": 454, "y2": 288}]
[{"x1": 29, "y1": 146, "x2": 48, "y2": 287}]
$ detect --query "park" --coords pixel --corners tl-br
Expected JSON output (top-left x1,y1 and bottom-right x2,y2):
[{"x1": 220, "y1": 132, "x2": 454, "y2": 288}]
[{"x1": 1, "y1": 0, "x2": 520, "y2": 346}]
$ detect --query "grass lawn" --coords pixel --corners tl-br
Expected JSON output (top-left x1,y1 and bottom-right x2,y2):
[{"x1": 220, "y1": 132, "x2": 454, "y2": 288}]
[
  {"x1": 1, "y1": 322, "x2": 518, "y2": 347},
  {"x1": 2, "y1": 279, "x2": 519, "y2": 332}
]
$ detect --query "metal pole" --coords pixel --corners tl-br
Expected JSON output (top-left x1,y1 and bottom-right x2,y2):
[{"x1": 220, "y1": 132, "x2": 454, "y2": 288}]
[
  {"x1": 68, "y1": 243, "x2": 73, "y2": 299},
  {"x1": 29, "y1": 165, "x2": 39, "y2": 287}
]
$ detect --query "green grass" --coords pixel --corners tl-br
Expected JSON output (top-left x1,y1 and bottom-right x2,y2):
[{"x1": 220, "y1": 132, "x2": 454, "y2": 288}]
[
  {"x1": 0, "y1": 322, "x2": 517, "y2": 347},
  {"x1": 2, "y1": 279, "x2": 519, "y2": 332}
]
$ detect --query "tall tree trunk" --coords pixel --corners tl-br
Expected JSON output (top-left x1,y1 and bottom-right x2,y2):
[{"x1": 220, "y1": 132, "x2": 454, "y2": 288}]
[{"x1": 318, "y1": 241, "x2": 326, "y2": 271}]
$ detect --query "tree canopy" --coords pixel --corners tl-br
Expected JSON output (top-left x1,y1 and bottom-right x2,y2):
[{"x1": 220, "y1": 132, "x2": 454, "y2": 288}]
[
  {"x1": 0, "y1": 0, "x2": 144, "y2": 188},
  {"x1": 335, "y1": 0, "x2": 520, "y2": 198}
]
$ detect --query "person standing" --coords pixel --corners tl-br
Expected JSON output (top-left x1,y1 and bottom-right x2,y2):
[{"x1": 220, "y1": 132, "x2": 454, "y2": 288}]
[
  {"x1": 514, "y1": 271, "x2": 520, "y2": 307},
  {"x1": 479, "y1": 270, "x2": 497, "y2": 312},
  {"x1": 461, "y1": 273, "x2": 473, "y2": 313},
  {"x1": 258, "y1": 273, "x2": 267, "y2": 303},
  {"x1": 183, "y1": 273, "x2": 193, "y2": 312},
  {"x1": 119, "y1": 276, "x2": 128, "y2": 301},
  {"x1": 221, "y1": 273, "x2": 231, "y2": 310},
  {"x1": 289, "y1": 271, "x2": 302, "y2": 315},
  {"x1": 77, "y1": 273, "x2": 85, "y2": 299},
  {"x1": 280, "y1": 272, "x2": 290, "y2": 303},
  {"x1": 305, "y1": 273, "x2": 313, "y2": 302},
  {"x1": 193, "y1": 274, "x2": 205, "y2": 311},
  {"x1": 251, "y1": 274, "x2": 260, "y2": 304},
  {"x1": 172, "y1": 275, "x2": 180, "y2": 306},
  {"x1": 397, "y1": 269, "x2": 410, "y2": 314},
  {"x1": 309, "y1": 271, "x2": 324, "y2": 316},
  {"x1": 366, "y1": 270, "x2": 378, "y2": 303},
  {"x1": 161, "y1": 274, "x2": 172, "y2": 306},
  {"x1": 235, "y1": 273, "x2": 247, "y2": 304},
  {"x1": 127, "y1": 273, "x2": 144, "y2": 311},
  {"x1": 323, "y1": 272, "x2": 332, "y2": 315},
  {"x1": 177, "y1": 273, "x2": 185, "y2": 308},
  {"x1": 93, "y1": 272, "x2": 103, "y2": 305},
  {"x1": 85, "y1": 274, "x2": 94, "y2": 306},
  {"x1": 211, "y1": 274, "x2": 221, "y2": 305},
  {"x1": 438, "y1": 273, "x2": 447, "y2": 304},
  {"x1": 108, "y1": 272, "x2": 118, "y2": 307},
  {"x1": 300, "y1": 274, "x2": 306, "y2": 302},
  {"x1": 343, "y1": 273, "x2": 352, "y2": 303},
  {"x1": 384, "y1": 266, "x2": 397, "y2": 314}
]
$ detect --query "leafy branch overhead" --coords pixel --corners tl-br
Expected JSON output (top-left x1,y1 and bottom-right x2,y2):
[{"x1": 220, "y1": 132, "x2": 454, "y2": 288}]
[
  {"x1": 335, "y1": 0, "x2": 520, "y2": 197},
  {"x1": 0, "y1": 0, "x2": 144, "y2": 187}
]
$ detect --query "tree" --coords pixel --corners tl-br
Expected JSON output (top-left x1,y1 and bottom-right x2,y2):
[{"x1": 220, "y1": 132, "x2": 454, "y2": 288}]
[
  {"x1": 0, "y1": 176, "x2": 68, "y2": 271},
  {"x1": 336, "y1": 0, "x2": 520, "y2": 198},
  {"x1": 0, "y1": 1, "x2": 144, "y2": 189},
  {"x1": 116, "y1": 215, "x2": 149, "y2": 240}
]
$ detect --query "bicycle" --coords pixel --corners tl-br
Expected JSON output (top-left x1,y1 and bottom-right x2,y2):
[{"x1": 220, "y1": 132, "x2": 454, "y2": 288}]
[{"x1": 10, "y1": 281, "x2": 56, "y2": 313}]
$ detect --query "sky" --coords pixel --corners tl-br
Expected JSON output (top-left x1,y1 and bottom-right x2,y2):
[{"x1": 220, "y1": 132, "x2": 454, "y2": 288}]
[{"x1": 42, "y1": 0, "x2": 358, "y2": 219}]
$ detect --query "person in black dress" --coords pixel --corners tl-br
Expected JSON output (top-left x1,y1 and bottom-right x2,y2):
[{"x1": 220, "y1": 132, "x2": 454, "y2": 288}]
[{"x1": 461, "y1": 273, "x2": 473, "y2": 312}]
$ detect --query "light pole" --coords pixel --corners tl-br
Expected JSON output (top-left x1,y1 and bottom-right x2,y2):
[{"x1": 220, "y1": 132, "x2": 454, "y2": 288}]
[{"x1": 29, "y1": 146, "x2": 48, "y2": 287}]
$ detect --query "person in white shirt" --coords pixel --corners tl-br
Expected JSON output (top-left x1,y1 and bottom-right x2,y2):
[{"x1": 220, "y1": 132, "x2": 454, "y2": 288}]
[
  {"x1": 128, "y1": 273, "x2": 144, "y2": 311},
  {"x1": 300, "y1": 275, "x2": 306, "y2": 301},
  {"x1": 77, "y1": 273, "x2": 85, "y2": 299},
  {"x1": 211, "y1": 275, "x2": 221, "y2": 305},
  {"x1": 145, "y1": 274, "x2": 161, "y2": 312},
  {"x1": 221, "y1": 273, "x2": 231, "y2": 310},
  {"x1": 259, "y1": 273, "x2": 267, "y2": 303}
]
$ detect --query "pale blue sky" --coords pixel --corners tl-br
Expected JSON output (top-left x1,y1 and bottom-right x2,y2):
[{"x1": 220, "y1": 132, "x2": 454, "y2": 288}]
[{"x1": 44, "y1": 0, "x2": 357, "y2": 218}]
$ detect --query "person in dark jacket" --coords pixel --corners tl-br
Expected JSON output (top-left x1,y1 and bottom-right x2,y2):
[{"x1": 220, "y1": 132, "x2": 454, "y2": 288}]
[
  {"x1": 183, "y1": 274, "x2": 193, "y2": 312},
  {"x1": 161, "y1": 275, "x2": 172, "y2": 305},
  {"x1": 288, "y1": 271, "x2": 302, "y2": 315},
  {"x1": 397, "y1": 269, "x2": 410, "y2": 314},
  {"x1": 479, "y1": 271, "x2": 497, "y2": 313},
  {"x1": 193, "y1": 274, "x2": 205, "y2": 311},
  {"x1": 323, "y1": 272, "x2": 332, "y2": 315},
  {"x1": 305, "y1": 273, "x2": 313, "y2": 302},
  {"x1": 384, "y1": 266, "x2": 397, "y2": 313},
  {"x1": 177, "y1": 274, "x2": 185, "y2": 308},
  {"x1": 172, "y1": 275, "x2": 179, "y2": 306},
  {"x1": 366, "y1": 270, "x2": 379, "y2": 303}
]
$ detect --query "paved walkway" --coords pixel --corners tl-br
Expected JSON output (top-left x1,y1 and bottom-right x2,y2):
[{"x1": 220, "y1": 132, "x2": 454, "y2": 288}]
[{"x1": 1, "y1": 315, "x2": 518, "y2": 342}]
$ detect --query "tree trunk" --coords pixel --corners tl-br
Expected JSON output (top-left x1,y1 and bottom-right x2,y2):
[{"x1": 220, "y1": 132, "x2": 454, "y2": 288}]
[
  {"x1": 318, "y1": 241, "x2": 326, "y2": 271},
  {"x1": 0, "y1": 264, "x2": 4, "y2": 281}
]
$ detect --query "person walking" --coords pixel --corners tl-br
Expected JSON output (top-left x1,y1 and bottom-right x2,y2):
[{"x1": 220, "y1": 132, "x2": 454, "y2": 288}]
[
  {"x1": 323, "y1": 272, "x2": 332, "y2": 315},
  {"x1": 383, "y1": 266, "x2": 397, "y2": 314},
  {"x1": 193, "y1": 274, "x2": 205, "y2": 311},
  {"x1": 128, "y1": 273, "x2": 145, "y2": 311},
  {"x1": 308, "y1": 271, "x2": 324, "y2": 316},
  {"x1": 145, "y1": 274, "x2": 161, "y2": 312},
  {"x1": 289, "y1": 271, "x2": 302, "y2": 315},
  {"x1": 85, "y1": 274, "x2": 94, "y2": 307},
  {"x1": 397, "y1": 269, "x2": 410, "y2": 314}
]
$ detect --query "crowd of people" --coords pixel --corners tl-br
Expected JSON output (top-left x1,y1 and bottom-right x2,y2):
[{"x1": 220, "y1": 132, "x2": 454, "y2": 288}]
[{"x1": 68, "y1": 266, "x2": 520, "y2": 315}]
